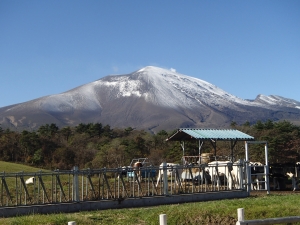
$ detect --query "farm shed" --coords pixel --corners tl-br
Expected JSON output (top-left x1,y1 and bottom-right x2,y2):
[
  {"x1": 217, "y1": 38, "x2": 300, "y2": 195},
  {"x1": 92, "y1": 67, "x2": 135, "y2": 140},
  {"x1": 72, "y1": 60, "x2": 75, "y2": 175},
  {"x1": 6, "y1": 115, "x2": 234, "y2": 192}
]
[{"x1": 166, "y1": 128, "x2": 255, "y2": 163}]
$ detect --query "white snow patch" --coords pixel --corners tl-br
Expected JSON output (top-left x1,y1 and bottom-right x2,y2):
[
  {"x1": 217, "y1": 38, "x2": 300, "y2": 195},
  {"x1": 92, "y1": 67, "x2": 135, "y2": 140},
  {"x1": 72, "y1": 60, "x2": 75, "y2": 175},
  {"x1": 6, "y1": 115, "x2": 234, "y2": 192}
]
[
  {"x1": 258, "y1": 95, "x2": 277, "y2": 105},
  {"x1": 101, "y1": 76, "x2": 142, "y2": 97}
]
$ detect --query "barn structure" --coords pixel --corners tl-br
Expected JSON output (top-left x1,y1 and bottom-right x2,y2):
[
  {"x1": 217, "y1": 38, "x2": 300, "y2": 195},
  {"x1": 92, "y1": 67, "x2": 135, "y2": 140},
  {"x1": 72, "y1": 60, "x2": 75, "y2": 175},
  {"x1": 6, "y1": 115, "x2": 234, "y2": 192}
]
[
  {"x1": 166, "y1": 128, "x2": 270, "y2": 193},
  {"x1": 166, "y1": 128, "x2": 255, "y2": 163}
]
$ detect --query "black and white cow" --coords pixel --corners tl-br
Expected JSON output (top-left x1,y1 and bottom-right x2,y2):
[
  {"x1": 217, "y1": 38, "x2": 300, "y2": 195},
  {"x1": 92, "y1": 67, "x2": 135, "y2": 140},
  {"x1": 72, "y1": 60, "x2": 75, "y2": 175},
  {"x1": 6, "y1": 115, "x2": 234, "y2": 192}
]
[
  {"x1": 286, "y1": 162, "x2": 300, "y2": 191},
  {"x1": 207, "y1": 161, "x2": 243, "y2": 190},
  {"x1": 249, "y1": 162, "x2": 265, "y2": 190},
  {"x1": 269, "y1": 163, "x2": 297, "y2": 190}
]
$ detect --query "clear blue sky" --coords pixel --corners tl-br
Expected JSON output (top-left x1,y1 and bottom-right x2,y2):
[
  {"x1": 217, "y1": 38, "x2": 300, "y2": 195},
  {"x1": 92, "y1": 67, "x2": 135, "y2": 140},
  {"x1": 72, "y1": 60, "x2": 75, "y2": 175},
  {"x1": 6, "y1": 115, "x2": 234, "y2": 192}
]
[{"x1": 1, "y1": 0, "x2": 299, "y2": 107}]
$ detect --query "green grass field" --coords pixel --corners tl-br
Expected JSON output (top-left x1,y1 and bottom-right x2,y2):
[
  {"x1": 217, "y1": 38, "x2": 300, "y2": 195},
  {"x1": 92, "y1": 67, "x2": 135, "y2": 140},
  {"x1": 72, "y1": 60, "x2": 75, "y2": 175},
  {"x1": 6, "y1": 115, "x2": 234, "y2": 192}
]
[
  {"x1": 0, "y1": 162, "x2": 300, "y2": 225},
  {"x1": 0, "y1": 192, "x2": 299, "y2": 225},
  {"x1": 0, "y1": 161, "x2": 46, "y2": 173}
]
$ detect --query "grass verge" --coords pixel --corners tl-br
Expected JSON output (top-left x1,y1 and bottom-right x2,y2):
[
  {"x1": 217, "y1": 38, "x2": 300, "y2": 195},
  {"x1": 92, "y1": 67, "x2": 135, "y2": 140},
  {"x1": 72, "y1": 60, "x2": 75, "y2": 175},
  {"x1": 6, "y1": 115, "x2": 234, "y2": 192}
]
[{"x1": 0, "y1": 192, "x2": 300, "y2": 225}]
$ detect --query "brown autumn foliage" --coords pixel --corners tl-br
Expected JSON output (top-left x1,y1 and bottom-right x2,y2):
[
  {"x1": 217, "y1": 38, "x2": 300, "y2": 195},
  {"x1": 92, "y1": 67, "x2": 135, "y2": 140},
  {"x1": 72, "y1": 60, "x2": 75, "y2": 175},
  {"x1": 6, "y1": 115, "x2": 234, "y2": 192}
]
[{"x1": 0, "y1": 120, "x2": 300, "y2": 170}]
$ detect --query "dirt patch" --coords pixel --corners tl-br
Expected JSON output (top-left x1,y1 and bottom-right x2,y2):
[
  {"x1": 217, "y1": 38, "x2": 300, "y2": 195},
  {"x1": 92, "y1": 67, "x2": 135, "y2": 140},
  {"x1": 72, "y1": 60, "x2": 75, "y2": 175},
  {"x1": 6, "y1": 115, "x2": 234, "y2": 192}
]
[{"x1": 184, "y1": 214, "x2": 236, "y2": 225}]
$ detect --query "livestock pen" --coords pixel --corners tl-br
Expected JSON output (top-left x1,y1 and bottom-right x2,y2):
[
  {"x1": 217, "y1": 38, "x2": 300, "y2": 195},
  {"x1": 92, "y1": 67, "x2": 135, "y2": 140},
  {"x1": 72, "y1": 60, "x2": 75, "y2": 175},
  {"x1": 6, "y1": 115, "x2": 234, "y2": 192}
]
[
  {"x1": 0, "y1": 128, "x2": 272, "y2": 217},
  {"x1": 0, "y1": 161, "x2": 249, "y2": 217}
]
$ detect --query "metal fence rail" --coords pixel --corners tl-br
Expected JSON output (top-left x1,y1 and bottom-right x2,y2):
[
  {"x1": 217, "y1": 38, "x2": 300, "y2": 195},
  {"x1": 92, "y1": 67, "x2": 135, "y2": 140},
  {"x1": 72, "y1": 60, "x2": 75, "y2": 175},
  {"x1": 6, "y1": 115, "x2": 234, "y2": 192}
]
[{"x1": 0, "y1": 161, "x2": 247, "y2": 207}]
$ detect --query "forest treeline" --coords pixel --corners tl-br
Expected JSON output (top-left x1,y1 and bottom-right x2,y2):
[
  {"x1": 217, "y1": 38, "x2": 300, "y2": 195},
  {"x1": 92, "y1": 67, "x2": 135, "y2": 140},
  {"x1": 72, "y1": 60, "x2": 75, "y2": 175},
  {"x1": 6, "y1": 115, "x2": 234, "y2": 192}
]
[{"x1": 0, "y1": 120, "x2": 300, "y2": 170}]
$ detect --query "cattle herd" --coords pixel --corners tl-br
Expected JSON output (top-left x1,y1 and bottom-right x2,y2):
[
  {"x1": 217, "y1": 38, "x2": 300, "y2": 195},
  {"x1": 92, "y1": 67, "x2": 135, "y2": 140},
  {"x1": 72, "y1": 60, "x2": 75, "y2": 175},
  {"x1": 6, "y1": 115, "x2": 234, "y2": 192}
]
[
  {"x1": 154, "y1": 160, "x2": 251, "y2": 190},
  {"x1": 24, "y1": 159, "x2": 300, "y2": 193},
  {"x1": 118, "y1": 159, "x2": 300, "y2": 192}
]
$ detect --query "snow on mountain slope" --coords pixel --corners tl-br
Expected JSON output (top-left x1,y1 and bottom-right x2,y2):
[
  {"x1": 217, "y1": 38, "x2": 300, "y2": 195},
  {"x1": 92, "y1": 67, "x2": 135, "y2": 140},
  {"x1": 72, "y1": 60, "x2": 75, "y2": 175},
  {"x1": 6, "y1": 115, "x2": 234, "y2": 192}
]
[
  {"x1": 89, "y1": 66, "x2": 260, "y2": 110},
  {"x1": 39, "y1": 86, "x2": 102, "y2": 112},
  {"x1": 255, "y1": 94, "x2": 300, "y2": 109},
  {"x1": 4, "y1": 85, "x2": 102, "y2": 113},
  {"x1": 124, "y1": 66, "x2": 245, "y2": 106}
]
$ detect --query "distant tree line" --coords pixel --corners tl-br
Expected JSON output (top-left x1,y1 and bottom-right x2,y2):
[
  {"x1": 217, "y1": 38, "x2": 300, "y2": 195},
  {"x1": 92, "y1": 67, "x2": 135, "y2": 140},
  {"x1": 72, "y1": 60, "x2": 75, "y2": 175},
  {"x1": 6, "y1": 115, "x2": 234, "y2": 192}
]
[{"x1": 0, "y1": 120, "x2": 299, "y2": 170}]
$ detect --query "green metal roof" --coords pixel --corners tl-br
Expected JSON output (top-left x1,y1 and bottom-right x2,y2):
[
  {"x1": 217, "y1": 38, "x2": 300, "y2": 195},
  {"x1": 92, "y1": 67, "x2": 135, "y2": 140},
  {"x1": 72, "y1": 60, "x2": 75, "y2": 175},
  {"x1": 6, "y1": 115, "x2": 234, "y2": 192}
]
[{"x1": 166, "y1": 128, "x2": 254, "y2": 141}]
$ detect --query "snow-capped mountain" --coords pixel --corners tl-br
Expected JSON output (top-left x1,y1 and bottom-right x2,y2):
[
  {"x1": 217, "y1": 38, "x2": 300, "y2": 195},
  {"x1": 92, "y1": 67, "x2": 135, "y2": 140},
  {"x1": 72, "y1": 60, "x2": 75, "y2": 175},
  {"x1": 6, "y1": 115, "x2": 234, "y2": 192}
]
[{"x1": 1, "y1": 66, "x2": 300, "y2": 132}]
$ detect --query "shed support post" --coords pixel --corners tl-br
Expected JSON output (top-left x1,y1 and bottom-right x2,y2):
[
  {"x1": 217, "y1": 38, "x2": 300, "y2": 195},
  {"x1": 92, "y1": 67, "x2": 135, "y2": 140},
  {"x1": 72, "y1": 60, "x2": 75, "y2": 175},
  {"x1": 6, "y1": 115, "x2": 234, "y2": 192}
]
[
  {"x1": 180, "y1": 141, "x2": 185, "y2": 164},
  {"x1": 230, "y1": 140, "x2": 237, "y2": 162},
  {"x1": 198, "y1": 140, "x2": 203, "y2": 164},
  {"x1": 210, "y1": 139, "x2": 217, "y2": 159}
]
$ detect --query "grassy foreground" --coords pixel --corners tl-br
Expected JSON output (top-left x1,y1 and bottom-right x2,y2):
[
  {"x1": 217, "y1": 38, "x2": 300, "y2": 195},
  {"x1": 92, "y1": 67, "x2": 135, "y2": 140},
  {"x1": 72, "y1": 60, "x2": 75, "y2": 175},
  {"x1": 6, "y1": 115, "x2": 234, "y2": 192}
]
[{"x1": 0, "y1": 192, "x2": 299, "y2": 225}]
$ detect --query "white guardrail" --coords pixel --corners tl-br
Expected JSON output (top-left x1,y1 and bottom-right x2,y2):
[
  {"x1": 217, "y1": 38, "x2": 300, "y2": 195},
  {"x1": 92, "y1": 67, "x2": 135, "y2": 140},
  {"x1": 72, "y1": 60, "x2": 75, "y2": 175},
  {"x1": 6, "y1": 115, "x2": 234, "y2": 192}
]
[{"x1": 236, "y1": 208, "x2": 300, "y2": 225}]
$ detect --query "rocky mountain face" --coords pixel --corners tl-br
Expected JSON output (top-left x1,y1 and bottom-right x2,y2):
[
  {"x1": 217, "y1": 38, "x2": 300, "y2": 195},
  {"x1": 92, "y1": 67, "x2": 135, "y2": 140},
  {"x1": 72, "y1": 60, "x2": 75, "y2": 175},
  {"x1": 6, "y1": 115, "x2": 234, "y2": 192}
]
[{"x1": 1, "y1": 66, "x2": 300, "y2": 133}]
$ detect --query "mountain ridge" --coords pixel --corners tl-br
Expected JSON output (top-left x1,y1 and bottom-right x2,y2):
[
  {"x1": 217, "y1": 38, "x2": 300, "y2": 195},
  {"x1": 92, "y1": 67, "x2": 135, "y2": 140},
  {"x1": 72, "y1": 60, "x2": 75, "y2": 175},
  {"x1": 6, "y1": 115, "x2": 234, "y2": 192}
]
[{"x1": 1, "y1": 66, "x2": 300, "y2": 132}]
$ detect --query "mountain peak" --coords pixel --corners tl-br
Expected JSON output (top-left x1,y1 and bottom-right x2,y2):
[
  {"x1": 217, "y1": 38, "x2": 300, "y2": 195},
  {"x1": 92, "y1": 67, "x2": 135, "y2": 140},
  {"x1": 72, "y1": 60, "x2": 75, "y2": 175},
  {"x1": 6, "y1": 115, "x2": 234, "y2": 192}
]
[{"x1": 136, "y1": 66, "x2": 177, "y2": 75}]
